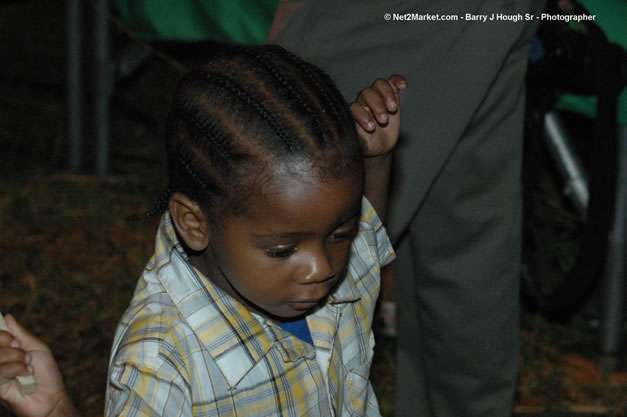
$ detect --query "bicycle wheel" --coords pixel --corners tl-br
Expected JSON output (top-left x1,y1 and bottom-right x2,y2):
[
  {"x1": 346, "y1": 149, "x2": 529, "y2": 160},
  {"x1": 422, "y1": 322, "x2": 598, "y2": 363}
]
[
  {"x1": 521, "y1": 1, "x2": 623, "y2": 320},
  {"x1": 521, "y1": 108, "x2": 618, "y2": 321}
]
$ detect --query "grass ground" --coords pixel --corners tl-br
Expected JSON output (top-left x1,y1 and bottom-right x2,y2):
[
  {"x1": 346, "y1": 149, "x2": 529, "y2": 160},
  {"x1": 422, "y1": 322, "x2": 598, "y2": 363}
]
[{"x1": 0, "y1": 0, "x2": 625, "y2": 416}]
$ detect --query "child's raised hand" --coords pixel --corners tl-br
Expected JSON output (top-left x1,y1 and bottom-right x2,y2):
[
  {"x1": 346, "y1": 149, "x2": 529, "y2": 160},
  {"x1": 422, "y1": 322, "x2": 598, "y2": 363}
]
[
  {"x1": 0, "y1": 315, "x2": 75, "y2": 417},
  {"x1": 350, "y1": 75, "x2": 407, "y2": 158}
]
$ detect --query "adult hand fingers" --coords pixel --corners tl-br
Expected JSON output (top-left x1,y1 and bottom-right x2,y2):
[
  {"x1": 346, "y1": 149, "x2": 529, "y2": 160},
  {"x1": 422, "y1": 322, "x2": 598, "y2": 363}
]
[{"x1": 3, "y1": 315, "x2": 49, "y2": 354}]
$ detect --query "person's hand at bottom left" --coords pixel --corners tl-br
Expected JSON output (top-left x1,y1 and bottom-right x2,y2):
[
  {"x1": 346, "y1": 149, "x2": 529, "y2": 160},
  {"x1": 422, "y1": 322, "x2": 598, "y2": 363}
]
[{"x1": 0, "y1": 314, "x2": 79, "y2": 417}]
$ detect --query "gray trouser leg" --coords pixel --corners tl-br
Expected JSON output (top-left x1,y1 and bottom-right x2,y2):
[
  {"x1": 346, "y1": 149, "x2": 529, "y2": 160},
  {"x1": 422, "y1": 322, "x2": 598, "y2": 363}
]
[
  {"x1": 394, "y1": 235, "x2": 430, "y2": 416},
  {"x1": 395, "y1": 42, "x2": 528, "y2": 416}
]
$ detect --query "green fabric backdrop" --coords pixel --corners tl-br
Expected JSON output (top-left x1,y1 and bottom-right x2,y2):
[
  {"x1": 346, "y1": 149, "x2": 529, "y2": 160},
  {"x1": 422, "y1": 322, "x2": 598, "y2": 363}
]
[
  {"x1": 556, "y1": 0, "x2": 626, "y2": 123},
  {"x1": 113, "y1": 0, "x2": 279, "y2": 44}
]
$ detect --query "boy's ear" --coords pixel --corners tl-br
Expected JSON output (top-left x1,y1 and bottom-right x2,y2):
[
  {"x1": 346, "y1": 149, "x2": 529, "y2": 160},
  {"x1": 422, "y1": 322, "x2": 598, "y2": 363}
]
[{"x1": 169, "y1": 192, "x2": 210, "y2": 251}]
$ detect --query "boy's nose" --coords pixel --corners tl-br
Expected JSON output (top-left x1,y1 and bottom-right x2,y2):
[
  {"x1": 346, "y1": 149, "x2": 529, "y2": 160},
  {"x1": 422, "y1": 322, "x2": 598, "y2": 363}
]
[{"x1": 295, "y1": 248, "x2": 333, "y2": 284}]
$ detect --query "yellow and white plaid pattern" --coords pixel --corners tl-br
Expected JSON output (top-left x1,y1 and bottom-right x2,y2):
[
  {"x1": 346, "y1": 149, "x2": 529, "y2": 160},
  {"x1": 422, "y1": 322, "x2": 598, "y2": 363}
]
[{"x1": 105, "y1": 197, "x2": 394, "y2": 417}]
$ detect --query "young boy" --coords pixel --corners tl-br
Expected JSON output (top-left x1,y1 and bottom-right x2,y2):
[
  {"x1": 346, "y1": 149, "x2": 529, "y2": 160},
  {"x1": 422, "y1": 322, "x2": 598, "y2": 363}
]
[
  {"x1": 105, "y1": 45, "x2": 404, "y2": 417},
  {"x1": 0, "y1": 45, "x2": 405, "y2": 417}
]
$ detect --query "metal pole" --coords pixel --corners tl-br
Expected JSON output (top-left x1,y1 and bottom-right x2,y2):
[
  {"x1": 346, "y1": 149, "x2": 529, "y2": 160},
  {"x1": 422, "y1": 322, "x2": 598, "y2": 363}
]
[
  {"x1": 67, "y1": 0, "x2": 82, "y2": 170},
  {"x1": 543, "y1": 111, "x2": 590, "y2": 220},
  {"x1": 94, "y1": 0, "x2": 111, "y2": 175},
  {"x1": 599, "y1": 125, "x2": 627, "y2": 359}
]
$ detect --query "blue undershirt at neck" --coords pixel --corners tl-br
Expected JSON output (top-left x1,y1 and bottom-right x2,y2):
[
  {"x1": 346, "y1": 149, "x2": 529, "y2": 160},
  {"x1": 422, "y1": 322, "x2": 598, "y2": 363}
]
[{"x1": 277, "y1": 317, "x2": 313, "y2": 344}]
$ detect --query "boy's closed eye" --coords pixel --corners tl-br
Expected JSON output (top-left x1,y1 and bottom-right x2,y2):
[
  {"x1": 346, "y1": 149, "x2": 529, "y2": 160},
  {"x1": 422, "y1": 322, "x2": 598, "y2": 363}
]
[
  {"x1": 330, "y1": 221, "x2": 359, "y2": 242},
  {"x1": 261, "y1": 219, "x2": 360, "y2": 260},
  {"x1": 266, "y1": 246, "x2": 298, "y2": 259}
]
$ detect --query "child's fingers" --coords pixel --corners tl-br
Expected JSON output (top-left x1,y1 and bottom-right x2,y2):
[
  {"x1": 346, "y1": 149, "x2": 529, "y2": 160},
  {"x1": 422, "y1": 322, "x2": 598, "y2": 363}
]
[
  {"x1": 387, "y1": 74, "x2": 408, "y2": 93},
  {"x1": 350, "y1": 102, "x2": 377, "y2": 132},
  {"x1": 357, "y1": 86, "x2": 390, "y2": 125},
  {"x1": 376, "y1": 75, "x2": 407, "y2": 111},
  {"x1": 351, "y1": 73, "x2": 406, "y2": 150},
  {"x1": 357, "y1": 75, "x2": 406, "y2": 121},
  {"x1": 370, "y1": 78, "x2": 400, "y2": 113}
]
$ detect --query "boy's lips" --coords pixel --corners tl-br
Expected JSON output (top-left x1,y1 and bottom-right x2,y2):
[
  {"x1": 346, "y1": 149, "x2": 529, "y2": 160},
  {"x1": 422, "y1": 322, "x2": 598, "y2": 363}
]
[{"x1": 287, "y1": 277, "x2": 338, "y2": 311}]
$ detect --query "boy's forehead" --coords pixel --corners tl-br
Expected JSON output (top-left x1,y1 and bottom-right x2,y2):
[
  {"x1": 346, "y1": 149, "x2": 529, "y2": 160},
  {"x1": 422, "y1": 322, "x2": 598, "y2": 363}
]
[{"x1": 243, "y1": 167, "x2": 363, "y2": 229}]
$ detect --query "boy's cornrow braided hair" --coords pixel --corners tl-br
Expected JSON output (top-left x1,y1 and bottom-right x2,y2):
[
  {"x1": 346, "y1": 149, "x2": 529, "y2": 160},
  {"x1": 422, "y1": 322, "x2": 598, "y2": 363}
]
[
  {"x1": 145, "y1": 43, "x2": 362, "y2": 221},
  {"x1": 206, "y1": 73, "x2": 303, "y2": 154},
  {"x1": 178, "y1": 95, "x2": 232, "y2": 163},
  {"x1": 242, "y1": 47, "x2": 325, "y2": 140},
  {"x1": 281, "y1": 49, "x2": 354, "y2": 144}
]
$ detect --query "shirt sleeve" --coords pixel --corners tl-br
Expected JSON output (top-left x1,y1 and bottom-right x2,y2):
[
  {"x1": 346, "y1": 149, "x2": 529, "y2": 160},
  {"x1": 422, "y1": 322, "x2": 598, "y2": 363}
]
[
  {"x1": 106, "y1": 310, "x2": 194, "y2": 417},
  {"x1": 360, "y1": 196, "x2": 396, "y2": 267},
  {"x1": 107, "y1": 351, "x2": 192, "y2": 417},
  {"x1": 339, "y1": 197, "x2": 395, "y2": 306}
]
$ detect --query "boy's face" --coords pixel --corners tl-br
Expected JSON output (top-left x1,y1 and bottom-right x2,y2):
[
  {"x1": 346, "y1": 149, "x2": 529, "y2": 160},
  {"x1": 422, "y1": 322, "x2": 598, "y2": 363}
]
[{"x1": 203, "y1": 167, "x2": 363, "y2": 321}]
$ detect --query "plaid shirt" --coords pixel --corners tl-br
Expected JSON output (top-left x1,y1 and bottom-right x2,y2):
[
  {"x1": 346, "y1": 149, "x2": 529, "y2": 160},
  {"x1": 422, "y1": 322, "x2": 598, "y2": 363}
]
[{"x1": 105, "y1": 197, "x2": 394, "y2": 417}]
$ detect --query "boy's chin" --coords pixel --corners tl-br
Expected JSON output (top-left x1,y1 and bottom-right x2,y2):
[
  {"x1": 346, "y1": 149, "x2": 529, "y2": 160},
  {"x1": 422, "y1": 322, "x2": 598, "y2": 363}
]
[{"x1": 263, "y1": 302, "x2": 325, "y2": 323}]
